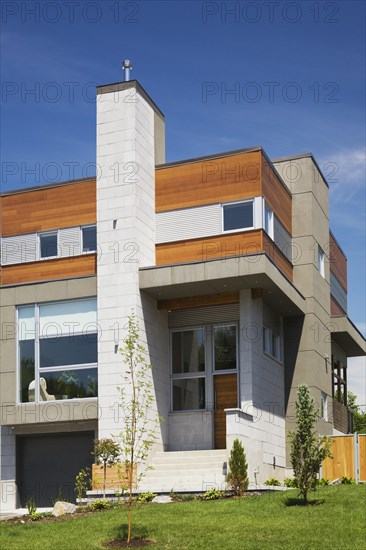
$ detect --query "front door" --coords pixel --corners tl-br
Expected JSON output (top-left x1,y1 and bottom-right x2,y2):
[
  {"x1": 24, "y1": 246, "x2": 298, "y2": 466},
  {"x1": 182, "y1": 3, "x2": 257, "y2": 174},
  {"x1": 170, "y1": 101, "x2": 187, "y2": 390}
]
[{"x1": 214, "y1": 373, "x2": 237, "y2": 449}]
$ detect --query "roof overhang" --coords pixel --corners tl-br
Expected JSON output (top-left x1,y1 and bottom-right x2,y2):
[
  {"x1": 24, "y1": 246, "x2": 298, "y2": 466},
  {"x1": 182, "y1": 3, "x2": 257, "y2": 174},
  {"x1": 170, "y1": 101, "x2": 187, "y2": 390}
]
[
  {"x1": 331, "y1": 316, "x2": 366, "y2": 357},
  {"x1": 139, "y1": 254, "x2": 306, "y2": 317}
]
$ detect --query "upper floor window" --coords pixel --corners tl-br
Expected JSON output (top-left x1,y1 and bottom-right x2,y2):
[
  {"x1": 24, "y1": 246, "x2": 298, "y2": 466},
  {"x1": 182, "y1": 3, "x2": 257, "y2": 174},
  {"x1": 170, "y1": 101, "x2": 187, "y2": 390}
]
[
  {"x1": 213, "y1": 325, "x2": 237, "y2": 371},
  {"x1": 318, "y1": 245, "x2": 325, "y2": 278},
  {"x1": 263, "y1": 325, "x2": 282, "y2": 362},
  {"x1": 18, "y1": 298, "x2": 98, "y2": 403},
  {"x1": 264, "y1": 204, "x2": 274, "y2": 239},
  {"x1": 222, "y1": 200, "x2": 253, "y2": 232},
  {"x1": 320, "y1": 392, "x2": 328, "y2": 421},
  {"x1": 82, "y1": 225, "x2": 97, "y2": 253},
  {"x1": 39, "y1": 231, "x2": 58, "y2": 259}
]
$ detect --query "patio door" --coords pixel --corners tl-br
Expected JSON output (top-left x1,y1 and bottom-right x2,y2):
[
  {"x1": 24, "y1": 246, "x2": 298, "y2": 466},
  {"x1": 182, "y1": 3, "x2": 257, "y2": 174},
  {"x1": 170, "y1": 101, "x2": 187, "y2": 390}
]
[{"x1": 214, "y1": 373, "x2": 237, "y2": 449}]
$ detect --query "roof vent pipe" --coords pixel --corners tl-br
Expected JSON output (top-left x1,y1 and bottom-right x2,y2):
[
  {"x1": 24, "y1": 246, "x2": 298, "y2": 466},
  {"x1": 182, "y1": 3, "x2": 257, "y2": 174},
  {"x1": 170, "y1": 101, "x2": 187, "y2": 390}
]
[{"x1": 122, "y1": 60, "x2": 132, "y2": 81}]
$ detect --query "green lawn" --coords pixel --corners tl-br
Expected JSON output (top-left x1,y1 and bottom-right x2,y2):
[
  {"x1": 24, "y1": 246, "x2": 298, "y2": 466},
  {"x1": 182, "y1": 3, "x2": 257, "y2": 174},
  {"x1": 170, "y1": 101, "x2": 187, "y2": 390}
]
[{"x1": 1, "y1": 486, "x2": 365, "y2": 550}]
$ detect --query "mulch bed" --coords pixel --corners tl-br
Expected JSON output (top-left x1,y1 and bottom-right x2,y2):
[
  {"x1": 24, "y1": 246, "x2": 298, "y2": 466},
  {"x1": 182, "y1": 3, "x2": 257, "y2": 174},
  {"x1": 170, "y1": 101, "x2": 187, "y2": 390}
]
[{"x1": 103, "y1": 539, "x2": 153, "y2": 548}]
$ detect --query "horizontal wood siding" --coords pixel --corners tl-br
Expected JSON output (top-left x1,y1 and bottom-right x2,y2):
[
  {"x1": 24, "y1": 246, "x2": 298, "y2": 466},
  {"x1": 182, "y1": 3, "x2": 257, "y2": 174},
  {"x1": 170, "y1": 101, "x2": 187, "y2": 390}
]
[
  {"x1": 156, "y1": 230, "x2": 263, "y2": 265},
  {"x1": 156, "y1": 151, "x2": 262, "y2": 212},
  {"x1": 262, "y1": 156, "x2": 292, "y2": 234},
  {"x1": 330, "y1": 295, "x2": 346, "y2": 317},
  {"x1": 214, "y1": 374, "x2": 237, "y2": 449},
  {"x1": 158, "y1": 292, "x2": 240, "y2": 311},
  {"x1": 1, "y1": 255, "x2": 96, "y2": 285},
  {"x1": 1, "y1": 180, "x2": 96, "y2": 237},
  {"x1": 329, "y1": 233, "x2": 347, "y2": 290},
  {"x1": 262, "y1": 233, "x2": 293, "y2": 281},
  {"x1": 322, "y1": 436, "x2": 354, "y2": 480}
]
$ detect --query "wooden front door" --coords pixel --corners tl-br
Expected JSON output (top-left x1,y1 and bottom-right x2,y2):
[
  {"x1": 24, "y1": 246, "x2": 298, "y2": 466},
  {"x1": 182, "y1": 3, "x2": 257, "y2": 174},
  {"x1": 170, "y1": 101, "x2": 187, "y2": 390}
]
[{"x1": 214, "y1": 374, "x2": 237, "y2": 449}]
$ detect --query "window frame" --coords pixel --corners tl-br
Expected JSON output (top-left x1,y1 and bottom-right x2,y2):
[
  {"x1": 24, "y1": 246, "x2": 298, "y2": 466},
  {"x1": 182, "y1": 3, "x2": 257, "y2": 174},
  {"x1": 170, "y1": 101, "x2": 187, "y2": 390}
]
[
  {"x1": 221, "y1": 199, "x2": 255, "y2": 234},
  {"x1": 263, "y1": 325, "x2": 283, "y2": 363},
  {"x1": 170, "y1": 323, "x2": 239, "y2": 413},
  {"x1": 170, "y1": 326, "x2": 206, "y2": 413},
  {"x1": 81, "y1": 224, "x2": 97, "y2": 254},
  {"x1": 318, "y1": 245, "x2": 325, "y2": 278},
  {"x1": 38, "y1": 230, "x2": 59, "y2": 260},
  {"x1": 263, "y1": 202, "x2": 274, "y2": 239},
  {"x1": 16, "y1": 297, "x2": 98, "y2": 404}
]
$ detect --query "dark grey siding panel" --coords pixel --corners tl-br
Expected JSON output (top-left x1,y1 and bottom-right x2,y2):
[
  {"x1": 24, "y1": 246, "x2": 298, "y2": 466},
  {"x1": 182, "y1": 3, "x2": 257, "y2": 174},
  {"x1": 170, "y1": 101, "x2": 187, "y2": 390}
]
[
  {"x1": 16, "y1": 431, "x2": 94, "y2": 506},
  {"x1": 168, "y1": 304, "x2": 240, "y2": 329},
  {"x1": 330, "y1": 271, "x2": 347, "y2": 313}
]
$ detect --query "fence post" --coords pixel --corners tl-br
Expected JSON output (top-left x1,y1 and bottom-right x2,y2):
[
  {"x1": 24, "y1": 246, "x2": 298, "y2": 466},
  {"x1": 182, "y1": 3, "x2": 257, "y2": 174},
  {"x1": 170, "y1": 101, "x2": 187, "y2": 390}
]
[{"x1": 354, "y1": 434, "x2": 359, "y2": 484}]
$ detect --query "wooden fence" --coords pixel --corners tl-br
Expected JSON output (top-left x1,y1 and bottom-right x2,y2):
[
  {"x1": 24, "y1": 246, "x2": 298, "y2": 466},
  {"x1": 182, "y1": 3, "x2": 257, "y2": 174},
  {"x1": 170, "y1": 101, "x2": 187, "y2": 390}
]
[{"x1": 322, "y1": 434, "x2": 366, "y2": 482}]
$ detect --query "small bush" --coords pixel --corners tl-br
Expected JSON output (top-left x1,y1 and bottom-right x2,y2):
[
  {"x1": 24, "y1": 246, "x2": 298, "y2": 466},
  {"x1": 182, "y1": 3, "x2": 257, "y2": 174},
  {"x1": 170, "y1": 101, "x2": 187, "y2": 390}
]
[
  {"x1": 30, "y1": 512, "x2": 42, "y2": 521},
  {"x1": 284, "y1": 478, "x2": 298, "y2": 488},
  {"x1": 204, "y1": 488, "x2": 225, "y2": 501},
  {"x1": 226, "y1": 439, "x2": 249, "y2": 496},
  {"x1": 75, "y1": 467, "x2": 91, "y2": 502},
  {"x1": 317, "y1": 478, "x2": 330, "y2": 486},
  {"x1": 264, "y1": 478, "x2": 281, "y2": 487},
  {"x1": 137, "y1": 492, "x2": 156, "y2": 503},
  {"x1": 176, "y1": 493, "x2": 195, "y2": 501},
  {"x1": 26, "y1": 498, "x2": 37, "y2": 515},
  {"x1": 90, "y1": 499, "x2": 111, "y2": 510},
  {"x1": 340, "y1": 476, "x2": 355, "y2": 485}
]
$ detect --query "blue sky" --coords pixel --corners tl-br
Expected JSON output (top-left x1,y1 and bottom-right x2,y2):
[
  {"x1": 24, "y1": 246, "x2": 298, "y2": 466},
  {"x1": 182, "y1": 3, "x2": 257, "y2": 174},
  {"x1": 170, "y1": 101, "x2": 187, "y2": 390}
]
[{"x1": 1, "y1": 1, "x2": 365, "y2": 403}]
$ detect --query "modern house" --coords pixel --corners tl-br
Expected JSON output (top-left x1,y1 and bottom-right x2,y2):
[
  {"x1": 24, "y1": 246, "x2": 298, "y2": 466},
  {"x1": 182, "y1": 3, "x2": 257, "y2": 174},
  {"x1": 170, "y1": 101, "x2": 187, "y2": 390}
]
[{"x1": 0, "y1": 76, "x2": 365, "y2": 509}]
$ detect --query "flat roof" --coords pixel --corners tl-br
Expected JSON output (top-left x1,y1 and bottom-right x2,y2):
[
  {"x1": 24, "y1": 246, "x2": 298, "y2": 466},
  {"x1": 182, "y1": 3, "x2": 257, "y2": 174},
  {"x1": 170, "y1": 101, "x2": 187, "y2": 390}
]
[{"x1": 0, "y1": 177, "x2": 95, "y2": 197}]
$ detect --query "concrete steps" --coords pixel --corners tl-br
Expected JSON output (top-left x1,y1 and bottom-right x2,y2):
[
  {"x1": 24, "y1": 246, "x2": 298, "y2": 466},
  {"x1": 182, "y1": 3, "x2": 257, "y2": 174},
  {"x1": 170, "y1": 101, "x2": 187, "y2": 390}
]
[{"x1": 140, "y1": 449, "x2": 228, "y2": 493}]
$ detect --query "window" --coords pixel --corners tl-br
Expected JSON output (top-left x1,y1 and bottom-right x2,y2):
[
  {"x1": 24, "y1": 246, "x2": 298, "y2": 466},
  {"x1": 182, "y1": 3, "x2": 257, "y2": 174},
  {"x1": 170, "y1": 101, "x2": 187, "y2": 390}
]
[
  {"x1": 264, "y1": 203, "x2": 274, "y2": 239},
  {"x1": 320, "y1": 392, "x2": 328, "y2": 421},
  {"x1": 82, "y1": 225, "x2": 97, "y2": 253},
  {"x1": 171, "y1": 329, "x2": 205, "y2": 411},
  {"x1": 263, "y1": 326, "x2": 281, "y2": 361},
  {"x1": 223, "y1": 201, "x2": 253, "y2": 232},
  {"x1": 213, "y1": 325, "x2": 237, "y2": 371},
  {"x1": 318, "y1": 245, "x2": 325, "y2": 278},
  {"x1": 18, "y1": 298, "x2": 97, "y2": 403},
  {"x1": 39, "y1": 232, "x2": 58, "y2": 258}
]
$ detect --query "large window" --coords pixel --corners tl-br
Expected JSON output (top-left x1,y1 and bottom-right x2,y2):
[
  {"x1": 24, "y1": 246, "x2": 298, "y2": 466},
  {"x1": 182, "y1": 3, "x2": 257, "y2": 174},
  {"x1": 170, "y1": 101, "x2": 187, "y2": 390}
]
[
  {"x1": 222, "y1": 201, "x2": 254, "y2": 232},
  {"x1": 18, "y1": 298, "x2": 98, "y2": 403},
  {"x1": 170, "y1": 324, "x2": 238, "y2": 412},
  {"x1": 171, "y1": 328, "x2": 206, "y2": 411}
]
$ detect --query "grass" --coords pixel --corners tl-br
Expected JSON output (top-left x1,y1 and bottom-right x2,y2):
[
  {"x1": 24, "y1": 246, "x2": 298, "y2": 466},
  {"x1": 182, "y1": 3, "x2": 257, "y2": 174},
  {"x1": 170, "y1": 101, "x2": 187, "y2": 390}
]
[{"x1": 1, "y1": 485, "x2": 365, "y2": 549}]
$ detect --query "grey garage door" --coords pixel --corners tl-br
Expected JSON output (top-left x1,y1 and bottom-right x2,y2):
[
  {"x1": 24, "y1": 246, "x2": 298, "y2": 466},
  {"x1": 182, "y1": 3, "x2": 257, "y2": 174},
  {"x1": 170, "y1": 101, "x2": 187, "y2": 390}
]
[{"x1": 17, "y1": 432, "x2": 94, "y2": 507}]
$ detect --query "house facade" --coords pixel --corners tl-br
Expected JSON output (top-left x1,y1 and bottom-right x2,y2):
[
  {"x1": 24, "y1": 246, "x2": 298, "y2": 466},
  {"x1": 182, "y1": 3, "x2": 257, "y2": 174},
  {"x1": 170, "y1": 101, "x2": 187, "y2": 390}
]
[{"x1": 0, "y1": 79, "x2": 365, "y2": 509}]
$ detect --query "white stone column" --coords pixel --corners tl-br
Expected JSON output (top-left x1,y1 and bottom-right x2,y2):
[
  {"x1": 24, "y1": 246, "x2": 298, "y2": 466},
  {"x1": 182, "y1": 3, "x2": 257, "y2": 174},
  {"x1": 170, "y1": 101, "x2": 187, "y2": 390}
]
[{"x1": 96, "y1": 83, "x2": 168, "y2": 448}]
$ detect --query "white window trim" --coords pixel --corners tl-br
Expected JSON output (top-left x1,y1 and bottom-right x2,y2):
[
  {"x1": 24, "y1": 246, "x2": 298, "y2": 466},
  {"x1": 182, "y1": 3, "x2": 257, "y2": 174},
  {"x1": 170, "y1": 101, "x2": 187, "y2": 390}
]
[
  {"x1": 17, "y1": 297, "x2": 98, "y2": 404},
  {"x1": 221, "y1": 199, "x2": 255, "y2": 234},
  {"x1": 263, "y1": 202, "x2": 274, "y2": 239},
  {"x1": 37, "y1": 229, "x2": 59, "y2": 261}
]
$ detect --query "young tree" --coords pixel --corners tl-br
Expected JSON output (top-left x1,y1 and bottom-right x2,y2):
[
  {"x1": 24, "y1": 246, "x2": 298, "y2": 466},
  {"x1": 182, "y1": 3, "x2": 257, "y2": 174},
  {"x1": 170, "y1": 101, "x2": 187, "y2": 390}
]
[
  {"x1": 118, "y1": 313, "x2": 160, "y2": 544},
  {"x1": 289, "y1": 384, "x2": 333, "y2": 503},
  {"x1": 348, "y1": 391, "x2": 366, "y2": 433},
  {"x1": 93, "y1": 438, "x2": 121, "y2": 499},
  {"x1": 226, "y1": 438, "x2": 249, "y2": 496}
]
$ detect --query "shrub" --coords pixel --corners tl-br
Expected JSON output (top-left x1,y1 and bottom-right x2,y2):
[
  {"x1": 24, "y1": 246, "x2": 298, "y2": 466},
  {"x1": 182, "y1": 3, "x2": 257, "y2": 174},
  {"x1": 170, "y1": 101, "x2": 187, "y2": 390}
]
[
  {"x1": 226, "y1": 439, "x2": 249, "y2": 496},
  {"x1": 264, "y1": 478, "x2": 281, "y2": 486},
  {"x1": 340, "y1": 476, "x2": 355, "y2": 485},
  {"x1": 284, "y1": 478, "x2": 298, "y2": 488},
  {"x1": 27, "y1": 497, "x2": 37, "y2": 515},
  {"x1": 30, "y1": 512, "x2": 43, "y2": 521},
  {"x1": 90, "y1": 499, "x2": 111, "y2": 510},
  {"x1": 317, "y1": 478, "x2": 330, "y2": 486},
  {"x1": 137, "y1": 492, "x2": 156, "y2": 503},
  {"x1": 177, "y1": 493, "x2": 195, "y2": 501},
  {"x1": 75, "y1": 467, "x2": 91, "y2": 502},
  {"x1": 204, "y1": 488, "x2": 225, "y2": 500}
]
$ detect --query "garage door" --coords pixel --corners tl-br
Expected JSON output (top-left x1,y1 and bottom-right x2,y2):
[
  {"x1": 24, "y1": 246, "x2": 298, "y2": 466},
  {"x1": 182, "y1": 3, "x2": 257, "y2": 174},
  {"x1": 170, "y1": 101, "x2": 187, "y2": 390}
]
[{"x1": 17, "y1": 432, "x2": 94, "y2": 507}]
